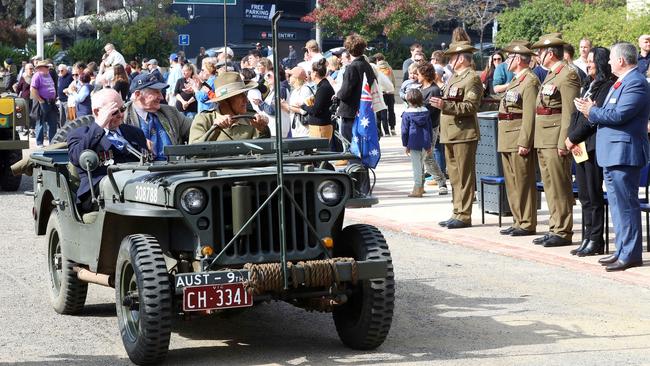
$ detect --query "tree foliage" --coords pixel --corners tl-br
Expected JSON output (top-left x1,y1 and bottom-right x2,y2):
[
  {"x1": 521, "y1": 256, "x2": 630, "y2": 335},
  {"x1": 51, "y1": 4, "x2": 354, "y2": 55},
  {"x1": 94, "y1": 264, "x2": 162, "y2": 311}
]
[
  {"x1": 66, "y1": 38, "x2": 105, "y2": 64},
  {"x1": 495, "y1": 0, "x2": 585, "y2": 46},
  {"x1": 303, "y1": 0, "x2": 441, "y2": 43},
  {"x1": 446, "y1": 0, "x2": 509, "y2": 47},
  {"x1": 0, "y1": 20, "x2": 29, "y2": 48},
  {"x1": 562, "y1": 6, "x2": 650, "y2": 47},
  {"x1": 94, "y1": 0, "x2": 187, "y2": 64}
]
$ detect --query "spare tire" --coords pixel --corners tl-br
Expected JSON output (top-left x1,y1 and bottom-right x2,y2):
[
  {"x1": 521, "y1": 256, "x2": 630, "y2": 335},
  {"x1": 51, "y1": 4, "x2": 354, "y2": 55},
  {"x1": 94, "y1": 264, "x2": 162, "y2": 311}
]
[{"x1": 51, "y1": 115, "x2": 95, "y2": 144}]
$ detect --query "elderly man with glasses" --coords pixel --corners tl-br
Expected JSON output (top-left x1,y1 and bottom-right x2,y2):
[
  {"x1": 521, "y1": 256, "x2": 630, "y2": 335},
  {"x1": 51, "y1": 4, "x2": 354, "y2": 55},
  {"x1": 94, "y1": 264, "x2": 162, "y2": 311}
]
[
  {"x1": 122, "y1": 73, "x2": 193, "y2": 161},
  {"x1": 67, "y1": 88, "x2": 147, "y2": 212}
]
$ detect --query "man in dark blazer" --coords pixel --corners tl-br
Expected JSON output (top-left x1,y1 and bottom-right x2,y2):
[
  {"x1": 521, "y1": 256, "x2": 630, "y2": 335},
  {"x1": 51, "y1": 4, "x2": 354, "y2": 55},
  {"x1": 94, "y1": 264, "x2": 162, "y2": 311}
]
[
  {"x1": 336, "y1": 34, "x2": 376, "y2": 148},
  {"x1": 67, "y1": 88, "x2": 147, "y2": 211},
  {"x1": 575, "y1": 42, "x2": 650, "y2": 271}
]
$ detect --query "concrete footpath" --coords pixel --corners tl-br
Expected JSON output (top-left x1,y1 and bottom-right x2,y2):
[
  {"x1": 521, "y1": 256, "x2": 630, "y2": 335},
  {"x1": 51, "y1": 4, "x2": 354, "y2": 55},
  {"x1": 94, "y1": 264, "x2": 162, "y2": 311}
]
[{"x1": 346, "y1": 103, "x2": 650, "y2": 288}]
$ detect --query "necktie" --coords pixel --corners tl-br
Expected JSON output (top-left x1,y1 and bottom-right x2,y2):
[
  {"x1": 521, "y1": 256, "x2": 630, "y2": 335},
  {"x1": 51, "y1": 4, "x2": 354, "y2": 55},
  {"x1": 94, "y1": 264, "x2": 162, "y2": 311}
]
[{"x1": 107, "y1": 130, "x2": 125, "y2": 150}]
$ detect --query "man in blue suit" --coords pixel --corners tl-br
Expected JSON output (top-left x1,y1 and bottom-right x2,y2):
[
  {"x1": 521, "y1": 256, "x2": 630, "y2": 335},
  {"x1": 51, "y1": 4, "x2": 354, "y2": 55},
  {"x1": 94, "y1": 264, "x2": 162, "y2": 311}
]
[
  {"x1": 575, "y1": 42, "x2": 650, "y2": 271},
  {"x1": 67, "y1": 88, "x2": 147, "y2": 212}
]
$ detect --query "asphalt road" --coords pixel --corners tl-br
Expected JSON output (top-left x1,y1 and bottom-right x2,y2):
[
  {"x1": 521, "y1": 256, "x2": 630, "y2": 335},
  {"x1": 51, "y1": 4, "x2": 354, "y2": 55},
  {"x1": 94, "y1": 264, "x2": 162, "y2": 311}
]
[{"x1": 2, "y1": 177, "x2": 650, "y2": 366}]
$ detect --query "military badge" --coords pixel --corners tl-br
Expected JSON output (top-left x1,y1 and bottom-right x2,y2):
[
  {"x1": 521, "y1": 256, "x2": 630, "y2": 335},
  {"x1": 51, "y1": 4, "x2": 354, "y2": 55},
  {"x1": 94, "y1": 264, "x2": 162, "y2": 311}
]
[{"x1": 541, "y1": 84, "x2": 557, "y2": 96}]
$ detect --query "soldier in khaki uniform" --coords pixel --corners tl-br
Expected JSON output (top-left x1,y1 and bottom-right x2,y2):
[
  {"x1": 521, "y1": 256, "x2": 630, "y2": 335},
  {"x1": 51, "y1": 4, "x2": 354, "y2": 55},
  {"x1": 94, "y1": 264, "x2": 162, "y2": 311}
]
[
  {"x1": 530, "y1": 34, "x2": 580, "y2": 247},
  {"x1": 189, "y1": 72, "x2": 271, "y2": 143},
  {"x1": 497, "y1": 42, "x2": 540, "y2": 237},
  {"x1": 431, "y1": 41, "x2": 483, "y2": 229}
]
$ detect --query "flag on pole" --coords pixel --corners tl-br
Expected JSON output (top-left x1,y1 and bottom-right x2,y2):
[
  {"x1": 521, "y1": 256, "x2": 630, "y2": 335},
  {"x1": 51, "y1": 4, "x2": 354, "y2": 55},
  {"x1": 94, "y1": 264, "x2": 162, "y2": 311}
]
[{"x1": 349, "y1": 75, "x2": 381, "y2": 169}]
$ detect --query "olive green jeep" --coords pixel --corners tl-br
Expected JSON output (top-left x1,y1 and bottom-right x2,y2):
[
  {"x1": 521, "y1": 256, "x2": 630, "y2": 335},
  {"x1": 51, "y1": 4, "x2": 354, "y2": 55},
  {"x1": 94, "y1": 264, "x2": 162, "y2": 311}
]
[
  {"x1": 0, "y1": 93, "x2": 29, "y2": 191},
  {"x1": 30, "y1": 117, "x2": 394, "y2": 365}
]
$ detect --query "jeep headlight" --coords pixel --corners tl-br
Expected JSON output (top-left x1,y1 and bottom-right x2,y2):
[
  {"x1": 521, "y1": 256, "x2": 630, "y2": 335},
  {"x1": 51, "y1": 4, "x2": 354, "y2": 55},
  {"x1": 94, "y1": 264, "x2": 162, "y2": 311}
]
[
  {"x1": 318, "y1": 180, "x2": 343, "y2": 206},
  {"x1": 180, "y1": 187, "x2": 207, "y2": 214}
]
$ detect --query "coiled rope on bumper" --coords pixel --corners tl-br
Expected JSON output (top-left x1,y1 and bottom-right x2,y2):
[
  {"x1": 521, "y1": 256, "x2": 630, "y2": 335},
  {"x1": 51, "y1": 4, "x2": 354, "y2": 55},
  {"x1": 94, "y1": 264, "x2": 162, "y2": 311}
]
[{"x1": 244, "y1": 257, "x2": 357, "y2": 295}]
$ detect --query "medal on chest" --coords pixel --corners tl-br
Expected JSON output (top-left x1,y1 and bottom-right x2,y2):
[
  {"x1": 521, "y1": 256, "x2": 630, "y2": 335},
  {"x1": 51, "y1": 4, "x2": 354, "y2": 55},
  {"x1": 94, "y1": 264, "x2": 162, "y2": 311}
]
[
  {"x1": 541, "y1": 84, "x2": 557, "y2": 96},
  {"x1": 504, "y1": 90, "x2": 520, "y2": 104}
]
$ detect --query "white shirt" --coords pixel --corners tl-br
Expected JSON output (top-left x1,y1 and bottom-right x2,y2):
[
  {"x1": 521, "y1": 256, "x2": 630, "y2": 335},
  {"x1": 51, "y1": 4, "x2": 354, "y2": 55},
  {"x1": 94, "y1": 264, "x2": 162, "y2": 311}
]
[
  {"x1": 105, "y1": 50, "x2": 126, "y2": 68},
  {"x1": 289, "y1": 84, "x2": 313, "y2": 138},
  {"x1": 166, "y1": 63, "x2": 182, "y2": 97},
  {"x1": 574, "y1": 58, "x2": 588, "y2": 74}
]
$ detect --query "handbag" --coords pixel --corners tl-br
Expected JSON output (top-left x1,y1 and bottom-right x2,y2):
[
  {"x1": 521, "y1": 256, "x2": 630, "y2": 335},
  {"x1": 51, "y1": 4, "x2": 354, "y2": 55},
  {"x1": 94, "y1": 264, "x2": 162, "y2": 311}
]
[
  {"x1": 291, "y1": 86, "x2": 314, "y2": 128},
  {"x1": 29, "y1": 101, "x2": 42, "y2": 122}
]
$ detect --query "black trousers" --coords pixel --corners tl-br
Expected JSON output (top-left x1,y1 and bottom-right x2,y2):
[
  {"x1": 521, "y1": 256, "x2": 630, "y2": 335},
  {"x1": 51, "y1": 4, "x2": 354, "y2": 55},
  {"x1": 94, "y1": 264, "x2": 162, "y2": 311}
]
[
  {"x1": 376, "y1": 110, "x2": 389, "y2": 136},
  {"x1": 384, "y1": 93, "x2": 396, "y2": 129},
  {"x1": 575, "y1": 150, "x2": 605, "y2": 241}
]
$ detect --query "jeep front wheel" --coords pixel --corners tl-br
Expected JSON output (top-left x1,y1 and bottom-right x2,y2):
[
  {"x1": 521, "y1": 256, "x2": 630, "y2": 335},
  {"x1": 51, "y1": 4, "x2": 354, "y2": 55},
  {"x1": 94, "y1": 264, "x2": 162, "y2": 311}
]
[
  {"x1": 46, "y1": 209, "x2": 88, "y2": 314},
  {"x1": 115, "y1": 234, "x2": 172, "y2": 365},
  {"x1": 332, "y1": 224, "x2": 395, "y2": 350}
]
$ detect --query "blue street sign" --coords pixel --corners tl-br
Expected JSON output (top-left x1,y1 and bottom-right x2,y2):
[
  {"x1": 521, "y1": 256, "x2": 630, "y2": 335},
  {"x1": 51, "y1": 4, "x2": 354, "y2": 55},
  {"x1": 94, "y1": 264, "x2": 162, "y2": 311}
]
[{"x1": 178, "y1": 34, "x2": 190, "y2": 46}]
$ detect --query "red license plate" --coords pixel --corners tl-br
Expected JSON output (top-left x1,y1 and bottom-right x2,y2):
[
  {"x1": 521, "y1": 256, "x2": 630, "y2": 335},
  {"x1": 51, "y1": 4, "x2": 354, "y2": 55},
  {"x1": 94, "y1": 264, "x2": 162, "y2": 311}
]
[{"x1": 183, "y1": 283, "x2": 253, "y2": 312}]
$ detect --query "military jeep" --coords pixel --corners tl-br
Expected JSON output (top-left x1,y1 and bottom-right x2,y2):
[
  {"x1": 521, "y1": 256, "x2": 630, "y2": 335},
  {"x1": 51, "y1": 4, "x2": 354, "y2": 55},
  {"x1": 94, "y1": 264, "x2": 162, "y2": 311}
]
[
  {"x1": 30, "y1": 124, "x2": 394, "y2": 365},
  {"x1": 0, "y1": 93, "x2": 29, "y2": 191}
]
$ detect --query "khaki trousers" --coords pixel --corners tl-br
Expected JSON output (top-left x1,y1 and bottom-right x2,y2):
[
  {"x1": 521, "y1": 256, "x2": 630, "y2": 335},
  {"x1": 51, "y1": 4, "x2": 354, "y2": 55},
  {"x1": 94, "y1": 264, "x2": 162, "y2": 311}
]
[
  {"x1": 445, "y1": 141, "x2": 477, "y2": 223},
  {"x1": 537, "y1": 148, "x2": 574, "y2": 239},
  {"x1": 501, "y1": 151, "x2": 537, "y2": 231},
  {"x1": 308, "y1": 124, "x2": 333, "y2": 141}
]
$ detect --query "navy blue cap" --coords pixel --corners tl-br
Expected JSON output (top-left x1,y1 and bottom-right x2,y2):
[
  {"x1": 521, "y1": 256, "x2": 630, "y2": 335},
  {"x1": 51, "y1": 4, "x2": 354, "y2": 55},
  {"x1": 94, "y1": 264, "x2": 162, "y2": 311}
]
[{"x1": 130, "y1": 73, "x2": 169, "y2": 93}]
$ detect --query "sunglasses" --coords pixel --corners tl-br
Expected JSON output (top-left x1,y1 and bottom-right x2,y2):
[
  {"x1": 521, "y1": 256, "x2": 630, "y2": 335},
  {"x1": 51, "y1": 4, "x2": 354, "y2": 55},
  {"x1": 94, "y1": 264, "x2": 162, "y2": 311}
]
[
  {"x1": 111, "y1": 105, "x2": 128, "y2": 116},
  {"x1": 493, "y1": 57, "x2": 502, "y2": 61},
  {"x1": 72, "y1": 73, "x2": 78, "y2": 76}
]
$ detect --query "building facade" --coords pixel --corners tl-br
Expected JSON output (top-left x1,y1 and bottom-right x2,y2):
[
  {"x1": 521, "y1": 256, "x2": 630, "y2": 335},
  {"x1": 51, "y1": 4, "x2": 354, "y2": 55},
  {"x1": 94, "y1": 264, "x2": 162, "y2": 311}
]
[{"x1": 171, "y1": 0, "x2": 320, "y2": 59}]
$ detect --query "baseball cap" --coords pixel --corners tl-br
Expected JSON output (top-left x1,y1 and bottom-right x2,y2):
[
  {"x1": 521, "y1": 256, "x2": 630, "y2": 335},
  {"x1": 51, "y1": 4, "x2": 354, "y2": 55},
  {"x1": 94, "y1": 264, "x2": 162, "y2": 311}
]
[
  {"x1": 169, "y1": 53, "x2": 178, "y2": 61},
  {"x1": 147, "y1": 59, "x2": 159, "y2": 66},
  {"x1": 330, "y1": 47, "x2": 345, "y2": 57},
  {"x1": 130, "y1": 73, "x2": 169, "y2": 93}
]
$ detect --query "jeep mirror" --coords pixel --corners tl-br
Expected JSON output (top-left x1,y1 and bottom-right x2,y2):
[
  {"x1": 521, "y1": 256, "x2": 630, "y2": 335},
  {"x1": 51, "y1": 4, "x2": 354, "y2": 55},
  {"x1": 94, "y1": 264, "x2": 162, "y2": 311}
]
[{"x1": 79, "y1": 150, "x2": 100, "y2": 172}]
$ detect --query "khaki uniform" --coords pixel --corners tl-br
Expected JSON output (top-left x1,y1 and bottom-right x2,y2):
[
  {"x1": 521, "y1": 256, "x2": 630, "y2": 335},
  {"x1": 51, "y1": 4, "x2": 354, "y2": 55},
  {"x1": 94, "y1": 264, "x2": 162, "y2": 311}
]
[
  {"x1": 534, "y1": 61, "x2": 580, "y2": 240},
  {"x1": 189, "y1": 110, "x2": 271, "y2": 143},
  {"x1": 497, "y1": 68, "x2": 539, "y2": 231},
  {"x1": 439, "y1": 67, "x2": 483, "y2": 223}
]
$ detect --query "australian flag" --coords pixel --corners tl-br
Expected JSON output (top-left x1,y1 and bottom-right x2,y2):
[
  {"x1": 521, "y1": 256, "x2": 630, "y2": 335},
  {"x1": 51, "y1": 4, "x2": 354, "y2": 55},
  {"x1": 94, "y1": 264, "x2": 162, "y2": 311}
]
[{"x1": 349, "y1": 75, "x2": 381, "y2": 169}]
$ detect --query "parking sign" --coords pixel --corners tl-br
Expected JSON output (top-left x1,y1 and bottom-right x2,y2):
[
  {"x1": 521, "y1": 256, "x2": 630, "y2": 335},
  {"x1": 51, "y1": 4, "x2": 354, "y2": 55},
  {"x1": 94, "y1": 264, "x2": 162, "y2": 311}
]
[{"x1": 178, "y1": 34, "x2": 190, "y2": 46}]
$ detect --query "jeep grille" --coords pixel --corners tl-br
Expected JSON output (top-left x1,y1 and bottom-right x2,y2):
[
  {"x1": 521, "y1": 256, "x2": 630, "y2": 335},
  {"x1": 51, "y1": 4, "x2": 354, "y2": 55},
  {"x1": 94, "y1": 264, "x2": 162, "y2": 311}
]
[{"x1": 211, "y1": 177, "x2": 325, "y2": 264}]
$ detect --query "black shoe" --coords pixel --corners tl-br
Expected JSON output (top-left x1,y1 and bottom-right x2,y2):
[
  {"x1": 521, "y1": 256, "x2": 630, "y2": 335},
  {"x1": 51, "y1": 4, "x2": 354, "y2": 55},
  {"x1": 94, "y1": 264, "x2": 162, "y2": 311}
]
[
  {"x1": 605, "y1": 259, "x2": 643, "y2": 272},
  {"x1": 570, "y1": 239, "x2": 589, "y2": 255},
  {"x1": 438, "y1": 218, "x2": 453, "y2": 227},
  {"x1": 532, "y1": 234, "x2": 551, "y2": 245},
  {"x1": 577, "y1": 239, "x2": 605, "y2": 257},
  {"x1": 542, "y1": 235, "x2": 572, "y2": 247},
  {"x1": 598, "y1": 254, "x2": 618, "y2": 265},
  {"x1": 499, "y1": 226, "x2": 515, "y2": 235},
  {"x1": 510, "y1": 228, "x2": 535, "y2": 236},
  {"x1": 446, "y1": 219, "x2": 471, "y2": 229}
]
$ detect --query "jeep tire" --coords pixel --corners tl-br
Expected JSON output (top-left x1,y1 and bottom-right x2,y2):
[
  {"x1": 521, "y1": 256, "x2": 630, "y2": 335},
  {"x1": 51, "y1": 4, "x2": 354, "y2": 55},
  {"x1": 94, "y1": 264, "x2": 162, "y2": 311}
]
[
  {"x1": 115, "y1": 234, "x2": 172, "y2": 365},
  {"x1": 0, "y1": 149, "x2": 22, "y2": 191},
  {"x1": 46, "y1": 209, "x2": 88, "y2": 314},
  {"x1": 333, "y1": 224, "x2": 395, "y2": 350},
  {"x1": 51, "y1": 115, "x2": 95, "y2": 144}
]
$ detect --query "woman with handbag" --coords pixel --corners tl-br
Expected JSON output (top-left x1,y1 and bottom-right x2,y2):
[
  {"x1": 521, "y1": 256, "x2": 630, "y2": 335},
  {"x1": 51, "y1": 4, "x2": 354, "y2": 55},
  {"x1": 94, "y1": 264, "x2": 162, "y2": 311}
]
[{"x1": 283, "y1": 67, "x2": 313, "y2": 138}]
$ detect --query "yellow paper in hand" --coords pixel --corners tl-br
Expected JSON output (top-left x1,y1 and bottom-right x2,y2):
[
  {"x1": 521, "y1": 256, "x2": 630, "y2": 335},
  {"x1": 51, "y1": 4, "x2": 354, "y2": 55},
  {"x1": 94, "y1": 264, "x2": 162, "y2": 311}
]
[{"x1": 572, "y1": 142, "x2": 589, "y2": 164}]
